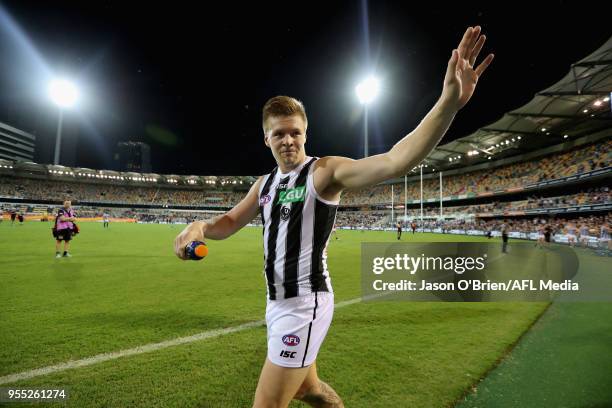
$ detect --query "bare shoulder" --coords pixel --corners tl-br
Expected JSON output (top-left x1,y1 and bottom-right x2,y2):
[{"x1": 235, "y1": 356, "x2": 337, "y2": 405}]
[
  {"x1": 314, "y1": 156, "x2": 353, "y2": 169},
  {"x1": 313, "y1": 156, "x2": 352, "y2": 200},
  {"x1": 313, "y1": 156, "x2": 353, "y2": 178},
  {"x1": 313, "y1": 156, "x2": 343, "y2": 184},
  {"x1": 248, "y1": 175, "x2": 266, "y2": 196}
]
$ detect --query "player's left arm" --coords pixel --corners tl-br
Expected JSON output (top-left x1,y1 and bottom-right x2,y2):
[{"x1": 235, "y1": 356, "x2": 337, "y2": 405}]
[{"x1": 324, "y1": 26, "x2": 494, "y2": 192}]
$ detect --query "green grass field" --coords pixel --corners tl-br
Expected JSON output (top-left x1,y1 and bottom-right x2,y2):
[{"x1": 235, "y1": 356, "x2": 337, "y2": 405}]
[{"x1": 0, "y1": 221, "x2": 600, "y2": 407}]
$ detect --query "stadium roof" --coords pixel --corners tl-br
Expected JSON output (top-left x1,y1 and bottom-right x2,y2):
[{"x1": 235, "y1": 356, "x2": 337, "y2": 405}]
[
  {"x1": 0, "y1": 158, "x2": 257, "y2": 189},
  {"x1": 426, "y1": 35, "x2": 612, "y2": 171}
]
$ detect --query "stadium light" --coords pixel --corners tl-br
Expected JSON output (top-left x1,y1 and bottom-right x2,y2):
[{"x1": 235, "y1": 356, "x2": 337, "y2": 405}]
[
  {"x1": 356, "y1": 76, "x2": 379, "y2": 104},
  {"x1": 49, "y1": 79, "x2": 78, "y2": 108},
  {"x1": 48, "y1": 78, "x2": 79, "y2": 166},
  {"x1": 355, "y1": 76, "x2": 380, "y2": 158}
]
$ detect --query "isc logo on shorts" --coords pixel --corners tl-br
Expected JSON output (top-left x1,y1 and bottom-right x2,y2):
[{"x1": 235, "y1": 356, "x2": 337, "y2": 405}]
[
  {"x1": 282, "y1": 334, "x2": 300, "y2": 346},
  {"x1": 280, "y1": 350, "x2": 297, "y2": 358}
]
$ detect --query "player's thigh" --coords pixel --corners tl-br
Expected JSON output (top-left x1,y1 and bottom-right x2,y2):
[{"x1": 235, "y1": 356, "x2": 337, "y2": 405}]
[
  {"x1": 253, "y1": 358, "x2": 311, "y2": 408},
  {"x1": 296, "y1": 361, "x2": 320, "y2": 396}
]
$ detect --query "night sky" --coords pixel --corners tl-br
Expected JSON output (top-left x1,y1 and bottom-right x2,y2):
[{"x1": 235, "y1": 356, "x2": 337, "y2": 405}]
[{"x1": 0, "y1": 1, "x2": 610, "y2": 175}]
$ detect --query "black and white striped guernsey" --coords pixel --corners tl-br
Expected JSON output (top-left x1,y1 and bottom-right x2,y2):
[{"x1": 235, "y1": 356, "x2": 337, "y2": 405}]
[{"x1": 258, "y1": 157, "x2": 338, "y2": 300}]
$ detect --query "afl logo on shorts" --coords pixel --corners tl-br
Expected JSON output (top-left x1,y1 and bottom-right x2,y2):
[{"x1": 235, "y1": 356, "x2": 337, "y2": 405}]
[
  {"x1": 259, "y1": 195, "x2": 271, "y2": 206},
  {"x1": 280, "y1": 206, "x2": 291, "y2": 221},
  {"x1": 282, "y1": 334, "x2": 300, "y2": 346}
]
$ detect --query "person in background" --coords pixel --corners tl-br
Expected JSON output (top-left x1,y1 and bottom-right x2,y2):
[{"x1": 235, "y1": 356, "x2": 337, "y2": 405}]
[{"x1": 54, "y1": 200, "x2": 77, "y2": 258}]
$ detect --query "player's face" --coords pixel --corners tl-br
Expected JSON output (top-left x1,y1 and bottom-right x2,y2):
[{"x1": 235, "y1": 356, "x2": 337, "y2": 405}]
[
  {"x1": 64, "y1": 201, "x2": 71, "y2": 209},
  {"x1": 264, "y1": 115, "x2": 307, "y2": 170}
]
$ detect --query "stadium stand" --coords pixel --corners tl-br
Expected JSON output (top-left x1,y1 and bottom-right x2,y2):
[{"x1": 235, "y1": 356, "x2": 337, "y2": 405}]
[{"x1": 1, "y1": 136, "x2": 610, "y2": 249}]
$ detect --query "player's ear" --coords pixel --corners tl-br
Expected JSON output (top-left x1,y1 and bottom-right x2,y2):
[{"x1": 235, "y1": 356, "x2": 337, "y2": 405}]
[{"x1": 264, "y1": 133, "x2": 271, "y2": 148}]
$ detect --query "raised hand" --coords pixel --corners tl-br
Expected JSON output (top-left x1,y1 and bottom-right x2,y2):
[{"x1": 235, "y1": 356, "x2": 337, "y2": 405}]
[{"x1": 441, "y1": 26, "x2": 494, "y2": 111}]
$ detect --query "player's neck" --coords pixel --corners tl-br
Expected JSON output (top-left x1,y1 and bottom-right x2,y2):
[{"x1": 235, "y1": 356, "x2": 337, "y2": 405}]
[{"x1": 277, "y1": 155, "x2": 307, "y2": 174}]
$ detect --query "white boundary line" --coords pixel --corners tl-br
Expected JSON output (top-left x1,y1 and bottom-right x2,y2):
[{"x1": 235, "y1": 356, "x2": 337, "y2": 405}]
[
  {"x1": 0, "y1": 255, "x2": 507, "y2": 385},
  {"x1": 0, "y1": 296, "x2": 374, "y2": 385}
]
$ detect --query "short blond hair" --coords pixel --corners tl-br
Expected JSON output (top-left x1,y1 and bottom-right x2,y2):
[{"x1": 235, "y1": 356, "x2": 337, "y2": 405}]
[{"x1": 262, "y1": 96, "x2": 308, "y2": 132}]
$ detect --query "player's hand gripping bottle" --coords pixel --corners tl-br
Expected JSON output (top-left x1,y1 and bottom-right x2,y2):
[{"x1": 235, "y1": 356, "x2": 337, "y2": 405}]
[{"x1": 185, "y1": 241, "x2": 208, "y2": 260}]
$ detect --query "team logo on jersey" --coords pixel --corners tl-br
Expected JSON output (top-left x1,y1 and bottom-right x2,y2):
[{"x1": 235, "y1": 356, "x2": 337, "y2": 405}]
[
  {"x1": 280, "y1": 206, "x2": 291, "y2": 221},
  {"x1": 278, "y1": 186, "x2": 305, "y2": 204},
  {"x1": 259, "y1": 194, "x2": 272, "y2": 206},
  {"x1": 282, "y1": 334, "x2": 300, "y2": 346}
]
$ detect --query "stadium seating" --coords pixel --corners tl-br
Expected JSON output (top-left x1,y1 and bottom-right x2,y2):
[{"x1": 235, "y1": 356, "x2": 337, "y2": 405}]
[{"x1": 1, "y1": 140, "x2": 609, "y2": 208}]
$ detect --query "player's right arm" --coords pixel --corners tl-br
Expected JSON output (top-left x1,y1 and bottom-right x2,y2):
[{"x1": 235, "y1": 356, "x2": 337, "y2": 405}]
[{"x1": 173, "y1": 176, "x2": 263, "y2": 259}]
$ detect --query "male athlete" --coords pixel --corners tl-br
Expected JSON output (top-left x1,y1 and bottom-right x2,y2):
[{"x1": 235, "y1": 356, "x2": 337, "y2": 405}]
[
  {"x1": 396, "y1": 220, "x2": 403, "y2": 240},
  {"x1": 174, "y1": 26, "x2": 493, "y2": 408}
]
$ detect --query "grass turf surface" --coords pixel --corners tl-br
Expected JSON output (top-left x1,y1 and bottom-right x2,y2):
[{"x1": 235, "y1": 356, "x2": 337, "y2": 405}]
[
  {"x1": 457, "y1": 252, "x2": 612, "y2": 408},
  {"x1": 0, "y1": 222, "x2": 563, "y2": 407}
]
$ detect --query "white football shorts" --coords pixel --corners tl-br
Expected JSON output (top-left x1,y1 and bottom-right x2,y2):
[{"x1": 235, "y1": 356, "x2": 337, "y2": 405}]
[{"x1": 266, "y1": 291, "x2": 334, "y2": 368}]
